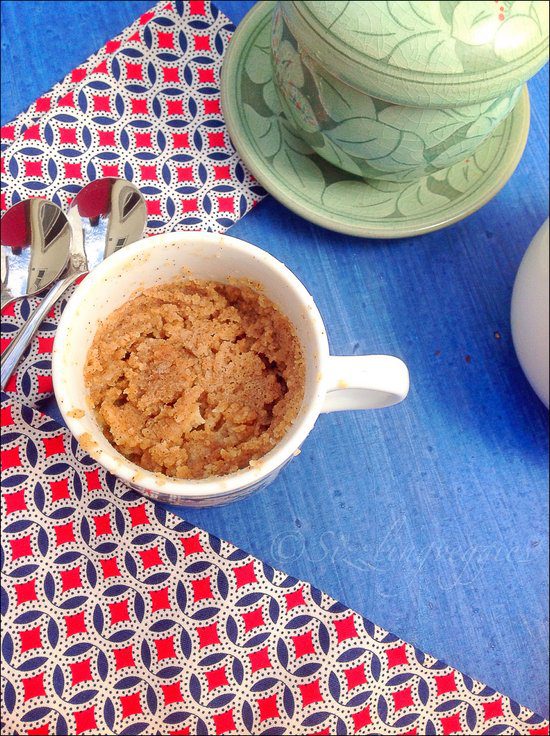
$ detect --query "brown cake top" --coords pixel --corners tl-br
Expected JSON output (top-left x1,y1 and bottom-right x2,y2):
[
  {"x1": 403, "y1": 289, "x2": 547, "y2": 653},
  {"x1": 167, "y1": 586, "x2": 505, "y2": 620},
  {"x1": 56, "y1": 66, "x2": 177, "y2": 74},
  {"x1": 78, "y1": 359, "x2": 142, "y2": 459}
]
[{"x1": 84, "y1": 279, "x2": 305, "y2": 480}]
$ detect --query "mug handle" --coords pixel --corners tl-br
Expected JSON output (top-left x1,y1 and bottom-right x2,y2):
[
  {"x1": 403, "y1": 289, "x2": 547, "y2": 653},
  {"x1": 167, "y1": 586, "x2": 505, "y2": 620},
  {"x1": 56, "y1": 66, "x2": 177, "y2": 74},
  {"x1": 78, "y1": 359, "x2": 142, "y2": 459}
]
[{"x1": 322, "y1": 355, "x2": 409, "y2": 413}]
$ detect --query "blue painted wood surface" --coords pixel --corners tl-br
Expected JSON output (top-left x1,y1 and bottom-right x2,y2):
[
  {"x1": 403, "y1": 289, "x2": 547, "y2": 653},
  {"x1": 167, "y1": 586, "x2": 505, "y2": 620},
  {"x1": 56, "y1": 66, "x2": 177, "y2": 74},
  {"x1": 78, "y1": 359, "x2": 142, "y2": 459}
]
[{"x1": 2, "y1": 0, "x2": 548, "y2": 718}]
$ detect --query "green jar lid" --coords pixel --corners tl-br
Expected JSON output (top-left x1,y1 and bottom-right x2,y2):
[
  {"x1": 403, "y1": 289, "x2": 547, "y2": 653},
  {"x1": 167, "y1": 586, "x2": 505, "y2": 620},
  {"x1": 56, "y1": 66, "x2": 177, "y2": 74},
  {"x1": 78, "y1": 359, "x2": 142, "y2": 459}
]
[{"x1": 284, "y1": 1, "x2": 549, "y2": 106}]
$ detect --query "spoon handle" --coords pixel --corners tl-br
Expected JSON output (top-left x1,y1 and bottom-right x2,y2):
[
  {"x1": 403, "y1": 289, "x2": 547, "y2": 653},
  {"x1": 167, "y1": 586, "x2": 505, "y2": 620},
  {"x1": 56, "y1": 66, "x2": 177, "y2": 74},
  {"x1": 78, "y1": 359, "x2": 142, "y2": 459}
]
[{"x1": 0, "y1": 272, "x2": 84, "y2": 391}]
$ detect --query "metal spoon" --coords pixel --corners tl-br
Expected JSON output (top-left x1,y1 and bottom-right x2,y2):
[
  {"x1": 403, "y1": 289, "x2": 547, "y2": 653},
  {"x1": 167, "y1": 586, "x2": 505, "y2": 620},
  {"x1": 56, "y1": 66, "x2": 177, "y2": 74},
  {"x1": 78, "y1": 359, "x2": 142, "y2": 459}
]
[
  {"x1": 0, "y1": 178, "x2": 147, "y2": 389},
  {"x1": 1, "y1": 199, "x2": 71, "y2": 308},
  {"x1": 66, "y1": 177, "x2": 148, "y2": 271}
]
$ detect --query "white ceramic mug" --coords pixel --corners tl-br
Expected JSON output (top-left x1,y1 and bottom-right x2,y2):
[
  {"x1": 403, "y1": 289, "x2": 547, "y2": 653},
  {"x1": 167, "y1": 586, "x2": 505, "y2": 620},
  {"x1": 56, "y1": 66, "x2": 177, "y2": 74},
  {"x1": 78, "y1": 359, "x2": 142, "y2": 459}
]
[{"x1": 52, "y1": 232, "x2": 409, "y2": 506}]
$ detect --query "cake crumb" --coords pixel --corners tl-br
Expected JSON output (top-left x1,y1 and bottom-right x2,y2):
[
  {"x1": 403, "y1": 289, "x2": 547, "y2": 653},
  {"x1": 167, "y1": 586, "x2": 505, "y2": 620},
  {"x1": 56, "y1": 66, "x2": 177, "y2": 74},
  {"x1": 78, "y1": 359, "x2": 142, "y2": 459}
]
[
  {"x1": 68, "y1": 408, "x2": 85, "y2": 419},
  {"x1": 78, "y1": 432, "x2": 97, "y2": 452}
]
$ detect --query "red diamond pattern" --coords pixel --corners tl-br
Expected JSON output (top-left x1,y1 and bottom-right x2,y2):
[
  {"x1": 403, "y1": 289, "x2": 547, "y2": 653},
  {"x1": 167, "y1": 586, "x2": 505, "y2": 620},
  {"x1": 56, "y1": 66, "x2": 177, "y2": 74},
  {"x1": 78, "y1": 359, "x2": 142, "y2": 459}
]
[
  {"x1": 344, "y1": 662, "x2": 367, "y2": 691},
  {"x1": 206, "y1": 666, "x2": 229, "y2": 691},
  {"x1": 333, "y1": 614, "x2": 358, "y2": 643},
  {"x1": 192, "y1": 576, "x2": 214, "y2": 602},
  {"x1": 22, "y1": 673, "x2": 46, "y2": 702},
  {"x1": 352, "y1": 705, "x2": 372, "y2": 732},
  {"x1": 392, "y1": 685, "x2": 415, "y2": 711},
  {"x1": 149, "y1": 586, "x2": 171, "y2": 611},
  {"x1": 285, "y1": 587, "x2": 306, "y2": 610},
  {"x1": 19, "y1": 626, "x2": 43, "y2": 653},
  {"x1": 10, "y1": 534, "x2": 33, "y2": 560},
  {"x1": 233, "y1": 561, "x2": 257, "y2": 588},
  {"x1": 100, "y1": 557, "x2": 122, "y2": 579},
  {"x1": 120, "y1": 692, "x2": 142, "y2": 719},
  {"x1": 26, "y1": 726, "x2": 50, "y2": 736},
  {"x1": 248, "y1": 646, "x2": 272, "y2": 673},
  {"x1": 241, "y1": 605, "x2": 264, "y2": 632},
  {"x1": 154, "y1": 635, "x2": 177, "y2": 661},
  {"x1": 292, "y1": 630, "x2": 316, "y2": 658},
  {"x1": 257, "y1": 693, "x2": 279, "y2": 722},
  {"x1": 70, "y1": 658, "x2": 93, "y2": 686},
  {"x1": 74, "y1": 706, "x2": 97, "y2": 735},
  {"x1": 2, "y1": 447, "x2": 22, "y2": 472},
  {"x1": 60, "y1": 566, "x2": 83, "y2": 592},
  {"x1": 128, "y1": 502, "x2": 150, "y2": 526},
  {"x1": 197, "y1": 622, "x2": 220, "y2": 648},
  {"x1": 299, "y1": 679, "x2": 323, "y2": 707},
  {"x1": 138, "y1": 545, "x2": 164, "y2": 569},
  {"x1": 93, "y1": 512, "x2": 112, "y2": 537},
  {"x1": 54, "y1": 521, "x2": 75, "y2": 546},
  {"x1": 483, "y1": 698, "x2": 505, "y2": 721},
  {"x1": 15, "y1": 579, "x2": 37, "y2": 605},
  {"x1": 113, "y1": 644, "x2": 135, "y2": 671},
  {"x1": 435, "y1": 671, "x2": 457, "y2": 696},
  {"x1": 64, "y1": 611, "x2": 86, "y2": 637},
  {"x1": 49, "y1": 478, "x2": 70, "y2": 502},
  {"x1": 212, "y1": 709, "x2": 236, "y2": 735},
  {"x1": 4, "y1": 488, "x2": 26, "y2": 514},
  {"x1": 162, "y1": 681, "x2": 184, "y2": 705},
  {"x1": 109, "y1": 599, "x2": 130, "y2": 625},
  {"x1": 440, "y1": 712, "x2": 462, "y2": 734},
  {"x1": 386, "y1": 643, "x2": 409, "y2": 668}
]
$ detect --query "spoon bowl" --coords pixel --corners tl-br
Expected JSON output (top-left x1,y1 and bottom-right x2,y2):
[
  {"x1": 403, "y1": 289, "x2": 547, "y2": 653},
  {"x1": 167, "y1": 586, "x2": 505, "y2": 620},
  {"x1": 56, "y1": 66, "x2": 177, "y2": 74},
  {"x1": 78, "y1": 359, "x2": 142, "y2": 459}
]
[
  {"x1": 67, "y1": 177, "x2": 148, "y2": 271},
  {"x1": 1, "y1": 199, "x2": 71, "y2": 308}
]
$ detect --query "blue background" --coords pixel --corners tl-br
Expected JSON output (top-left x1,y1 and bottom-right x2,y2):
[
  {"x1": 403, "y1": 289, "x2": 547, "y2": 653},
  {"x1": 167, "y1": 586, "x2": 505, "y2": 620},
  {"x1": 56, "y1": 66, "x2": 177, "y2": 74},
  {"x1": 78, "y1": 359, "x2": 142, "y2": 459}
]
[{"x1": 2, "y1": 0, "x2": 548, "y2": 718}]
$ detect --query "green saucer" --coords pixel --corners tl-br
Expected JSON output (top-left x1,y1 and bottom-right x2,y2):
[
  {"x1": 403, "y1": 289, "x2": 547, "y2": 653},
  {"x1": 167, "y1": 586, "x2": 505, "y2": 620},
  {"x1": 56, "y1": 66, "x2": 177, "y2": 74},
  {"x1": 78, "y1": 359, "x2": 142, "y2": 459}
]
[{"x1": 221, "y1": 0, "x2": 530, "y2": 239}]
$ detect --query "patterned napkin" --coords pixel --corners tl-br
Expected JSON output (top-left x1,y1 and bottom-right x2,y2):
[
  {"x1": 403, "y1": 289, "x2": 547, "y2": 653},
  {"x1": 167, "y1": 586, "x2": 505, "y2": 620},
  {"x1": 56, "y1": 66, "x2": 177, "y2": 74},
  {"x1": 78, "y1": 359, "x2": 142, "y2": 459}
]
[
  {"x1": 0, "y1": 1, "x2": 548, "y2": 734},
  {"x1": 2, "y1": 396, "x2": 548, "y2": 735}
]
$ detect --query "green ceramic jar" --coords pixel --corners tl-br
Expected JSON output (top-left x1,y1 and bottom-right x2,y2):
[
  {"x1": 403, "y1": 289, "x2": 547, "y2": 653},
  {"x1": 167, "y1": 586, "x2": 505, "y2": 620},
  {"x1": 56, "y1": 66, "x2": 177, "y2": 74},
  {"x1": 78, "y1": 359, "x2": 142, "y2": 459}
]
[{"x1": 271, "y1": 1, "x2": 549, "y2": 182}]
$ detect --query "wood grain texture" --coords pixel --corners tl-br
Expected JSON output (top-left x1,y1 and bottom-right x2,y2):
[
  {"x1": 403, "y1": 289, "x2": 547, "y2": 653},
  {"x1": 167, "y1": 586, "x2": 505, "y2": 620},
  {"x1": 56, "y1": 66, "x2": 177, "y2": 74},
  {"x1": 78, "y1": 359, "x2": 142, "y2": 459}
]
[{"x1": 1, "y1": 0, "x2": 548, "y2": 718}]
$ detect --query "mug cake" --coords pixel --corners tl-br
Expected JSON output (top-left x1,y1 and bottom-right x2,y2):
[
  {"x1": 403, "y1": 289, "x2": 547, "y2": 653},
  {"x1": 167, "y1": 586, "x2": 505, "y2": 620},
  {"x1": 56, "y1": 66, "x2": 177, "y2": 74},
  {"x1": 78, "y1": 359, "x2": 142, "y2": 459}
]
[{"x1": 84, "y1": 279, "x2": 305, "y2": 480}]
